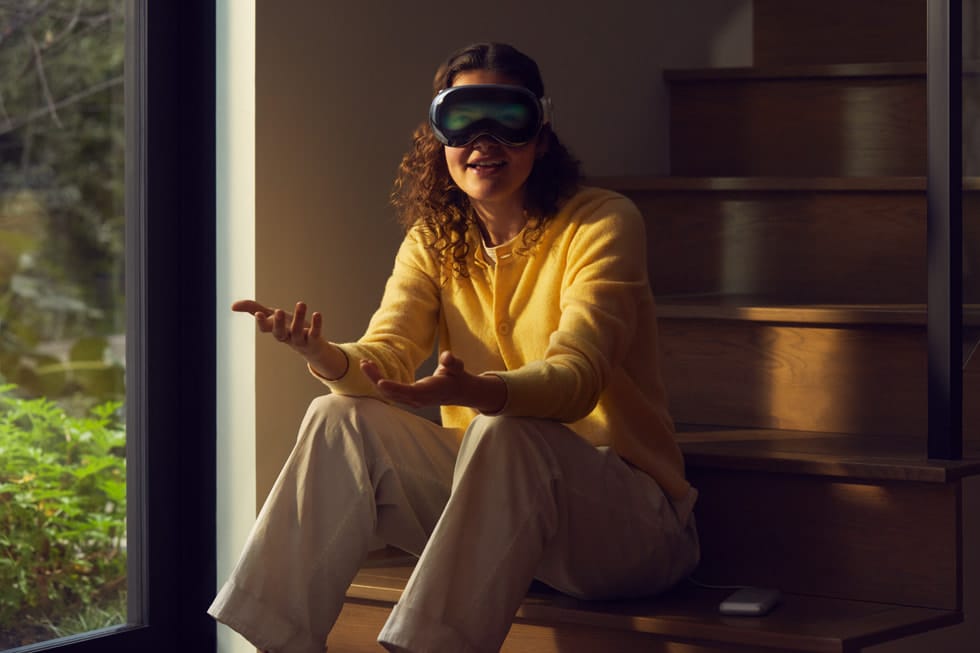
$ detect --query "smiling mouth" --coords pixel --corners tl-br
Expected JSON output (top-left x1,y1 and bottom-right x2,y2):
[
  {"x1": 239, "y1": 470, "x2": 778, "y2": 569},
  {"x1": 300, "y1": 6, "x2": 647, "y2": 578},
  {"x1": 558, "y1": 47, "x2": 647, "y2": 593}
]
[{"x1": 467, "y1": 160, "x2": 506, "y2": 169}]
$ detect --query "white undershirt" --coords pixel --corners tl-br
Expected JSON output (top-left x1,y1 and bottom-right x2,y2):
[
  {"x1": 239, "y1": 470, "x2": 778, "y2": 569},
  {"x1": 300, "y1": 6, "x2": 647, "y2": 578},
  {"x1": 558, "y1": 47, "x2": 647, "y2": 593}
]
[{"x1": 482, "y1": 233, "x2": 521, "y2": 267}]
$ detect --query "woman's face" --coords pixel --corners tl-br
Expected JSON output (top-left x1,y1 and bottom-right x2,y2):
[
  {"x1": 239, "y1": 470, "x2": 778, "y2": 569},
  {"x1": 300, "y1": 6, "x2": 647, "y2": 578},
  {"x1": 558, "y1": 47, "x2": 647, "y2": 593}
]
[{"x1": 443, "y1": 70, "x2": 546, "y2": 217}]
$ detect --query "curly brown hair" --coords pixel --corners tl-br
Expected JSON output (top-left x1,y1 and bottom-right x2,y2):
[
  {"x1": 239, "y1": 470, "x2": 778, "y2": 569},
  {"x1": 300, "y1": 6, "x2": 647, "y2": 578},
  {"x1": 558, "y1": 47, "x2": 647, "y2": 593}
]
[{"x1": 390, "y1": 42, "x2": 582, "y2": 277}]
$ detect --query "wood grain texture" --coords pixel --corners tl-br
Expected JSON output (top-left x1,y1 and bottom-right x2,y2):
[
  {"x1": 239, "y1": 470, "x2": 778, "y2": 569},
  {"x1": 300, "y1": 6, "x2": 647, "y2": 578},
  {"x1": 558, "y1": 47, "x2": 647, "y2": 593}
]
[
  {"x1": 687, "y1": 469, "x2": 961, "y2": 610},
  {"x1": 665, "y1": 63, "x2": 927, "y2": 82},
  {"x1": 658, "y1": 310, "x2": 980, "y2": 439},
  {"x1": 677, "y1": 430, "x2": 980, "y2": 482},
  {"x1": 657, "y1": 300, "x2": 978, "y2": 326},
  {"x1": 326, "y1": 598, "x2": 807, "y2": 652},
  {"x1": 753, "y1": 0, "x2": 925, "y2": 66},
  {"x1": 586, "y1": 179, "x2": 980, "y2": 304},
  {"x1": 331, "y1": 555, "x2": 961, "y2": 653},
  {"x1": 659, "y1": 319, "x2": 929, "y2": 435},
  {"x1": 584, "y1": 176, "x2": 980, "y2": 440},
  {"x1": 669, "y1": 75, "x2": 926, "y2": 177},
  {"x1": 586, "y1": 175, "x2": 943, "y2": 192},
  {"x1": 636, "y1": 189, "x2": 929, "y2": 302},
  {"x1": 326, "y1": 601, "x2": 387, "y2": 652}
]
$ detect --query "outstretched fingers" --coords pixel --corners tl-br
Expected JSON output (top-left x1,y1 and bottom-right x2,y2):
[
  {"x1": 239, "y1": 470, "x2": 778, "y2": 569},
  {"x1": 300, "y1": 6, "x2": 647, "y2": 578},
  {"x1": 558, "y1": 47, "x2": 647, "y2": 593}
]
[
  {"x1": 231, "y1": 299, "x2": 273, "y2": 315},
  {"x1": 309, "y1": 311, "x2": 323, "y2": 340},
  {"x1": 271, "y1": 309, "x2": 290, "y2": 342},
  {"x1": 233, "y1": 299, "x2": 331, "y2": 366},
  {"x1": 360, "y1": 358, "x2": 459, "y2": 408},
  {"x1": 290, "y1": 302, "x2": 308, "y2": 342},
  {"x1": 232, "y1": 299, "x2": 290, "y2": 338}
]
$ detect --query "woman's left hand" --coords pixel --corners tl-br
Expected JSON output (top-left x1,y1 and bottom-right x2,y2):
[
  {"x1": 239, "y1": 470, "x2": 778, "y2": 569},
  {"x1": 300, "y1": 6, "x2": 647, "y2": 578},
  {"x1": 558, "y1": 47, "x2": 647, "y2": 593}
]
[{"x1": 360, "y1": 350, "x2": 506, "y2": 414}]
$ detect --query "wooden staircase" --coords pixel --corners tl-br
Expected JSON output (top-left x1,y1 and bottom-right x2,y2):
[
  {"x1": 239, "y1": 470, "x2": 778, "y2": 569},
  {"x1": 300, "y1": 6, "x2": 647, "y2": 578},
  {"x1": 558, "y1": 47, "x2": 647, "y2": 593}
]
[{"x1": 328, "y1": 1, "x2": 980, "y2": 651}]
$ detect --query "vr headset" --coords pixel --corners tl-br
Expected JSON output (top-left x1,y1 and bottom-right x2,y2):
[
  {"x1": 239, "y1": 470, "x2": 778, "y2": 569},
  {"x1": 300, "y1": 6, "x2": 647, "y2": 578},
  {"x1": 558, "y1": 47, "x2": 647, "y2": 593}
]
[{"x1": 429, "y1": 84, "x2": 552, "y2": 147}]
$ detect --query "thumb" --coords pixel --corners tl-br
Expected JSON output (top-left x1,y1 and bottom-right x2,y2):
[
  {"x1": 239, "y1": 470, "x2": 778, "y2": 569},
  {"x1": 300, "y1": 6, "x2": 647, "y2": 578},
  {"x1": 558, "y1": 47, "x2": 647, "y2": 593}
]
[
  {"x1": 232, "y1": 299, "x2": 271, "y2": 315},
  {"x1": 360, "y1": 358, "x2": 383, "y2": 384},
  {"x1": 439, "y1": 350, "x2": 464, "y2": 373}
]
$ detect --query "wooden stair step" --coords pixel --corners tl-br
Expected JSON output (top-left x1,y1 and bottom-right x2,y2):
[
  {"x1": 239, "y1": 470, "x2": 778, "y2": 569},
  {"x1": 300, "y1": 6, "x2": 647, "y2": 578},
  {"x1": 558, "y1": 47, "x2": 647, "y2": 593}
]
[
  {"x1": 665, "y1": 63, "x2": 933, "y2": 177},
  {"x1": 663, "y1": 431, "x2": 977, "y2": 611},
  {"x1": 657, "y1": 297, "x2": 980, "y2": 327},
  {"x1": 677, "y1": 427, "x2": 980, "y2": 483},
  {"x1": 329, "y1": 551, "x2": 961, "y2": 653},
  {"x1": 587, "y1": 175, "x2": 980, "y2": 304},
  {"x1": 328, "y1": 441, "x2": 977, "y2": 650},
  {"x1": 655, "y1": 297, "x2": 980, "y2": 437},
  {"x1": 665, "y1": 62, "x2": 929, "y2": 82},
  {"x1": 753, "y1": 0, "x2": 926, "y2": 67},
  {"x1": 589, "y1": 174, "x2": 980, "y2": 192}
]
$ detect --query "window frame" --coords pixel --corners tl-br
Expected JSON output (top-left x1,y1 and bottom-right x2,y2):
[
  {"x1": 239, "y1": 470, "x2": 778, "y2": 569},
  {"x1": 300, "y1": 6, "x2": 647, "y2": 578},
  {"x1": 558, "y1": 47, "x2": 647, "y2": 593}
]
[
  {"x1": 125, "y1": 0, "x2": 217, "y2": 647},
  {"x1": 926, "y1": 0, "x2": 964, "y2": 459}
]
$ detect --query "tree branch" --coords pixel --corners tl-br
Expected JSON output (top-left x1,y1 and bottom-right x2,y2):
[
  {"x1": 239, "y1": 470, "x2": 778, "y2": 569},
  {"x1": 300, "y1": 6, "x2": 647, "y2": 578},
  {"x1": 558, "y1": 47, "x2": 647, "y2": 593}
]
[
  {"x1": 0, "y1": 86, "x2": 11, "y2": 131},
  {"x1": 0, "y1": 74, "x2": 122, "y2": 137},
  {"x1": 37, "y1": 5, "x2": 115, "y2": 60},
  {"x1": 0, "y1": 0, "x2": 56, "y2": 49},
  {"x1": 49, "y1": 0, "x2": 83, "y2": 46},
  {"x1": 29, "y1": 33, "x2": 62, "y2": 128}
]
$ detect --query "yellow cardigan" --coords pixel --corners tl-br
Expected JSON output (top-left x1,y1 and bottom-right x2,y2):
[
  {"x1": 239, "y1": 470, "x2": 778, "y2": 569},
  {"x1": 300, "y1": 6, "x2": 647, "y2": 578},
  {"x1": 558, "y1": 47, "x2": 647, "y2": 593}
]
[{"x1": 313, "y1": 186, "x2": 690, "y2": 500}]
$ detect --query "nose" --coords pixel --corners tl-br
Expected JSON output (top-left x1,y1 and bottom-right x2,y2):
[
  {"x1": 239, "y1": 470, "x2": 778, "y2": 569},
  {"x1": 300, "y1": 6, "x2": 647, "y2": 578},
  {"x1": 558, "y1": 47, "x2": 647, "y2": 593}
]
[{"x1": 471, "y1": 134, "x2": 500, "y2": 150}]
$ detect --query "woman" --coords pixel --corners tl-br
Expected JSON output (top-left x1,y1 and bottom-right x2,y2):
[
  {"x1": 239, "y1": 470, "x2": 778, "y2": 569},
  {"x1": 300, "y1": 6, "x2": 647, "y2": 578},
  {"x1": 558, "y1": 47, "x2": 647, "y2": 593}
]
[{"x1": 209, "y1": 41, "x2": 699, "y2": 653}]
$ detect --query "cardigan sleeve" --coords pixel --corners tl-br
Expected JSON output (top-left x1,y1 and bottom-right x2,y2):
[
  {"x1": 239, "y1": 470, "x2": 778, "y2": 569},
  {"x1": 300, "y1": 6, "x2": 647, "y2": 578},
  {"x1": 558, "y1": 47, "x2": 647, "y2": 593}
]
[
  {"x1": 311, "y1": 228, "x2": 442, "y2": 398},
  {"x1": 490, "y1": 195, "x2": 649, "y2": 422}
]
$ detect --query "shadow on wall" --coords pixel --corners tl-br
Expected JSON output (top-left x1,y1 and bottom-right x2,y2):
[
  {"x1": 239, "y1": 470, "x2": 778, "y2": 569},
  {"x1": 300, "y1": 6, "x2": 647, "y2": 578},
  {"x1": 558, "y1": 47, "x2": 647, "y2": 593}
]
[{"x1": 537, "y1": 0, "x2": 754, "y2": 176}]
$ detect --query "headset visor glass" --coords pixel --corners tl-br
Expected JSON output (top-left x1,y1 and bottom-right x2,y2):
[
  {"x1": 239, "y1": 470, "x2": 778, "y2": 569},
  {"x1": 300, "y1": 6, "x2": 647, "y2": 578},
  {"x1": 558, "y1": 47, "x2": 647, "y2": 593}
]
[{"x1": 429, "y1": 84, "x2": 547, "y2": 147}]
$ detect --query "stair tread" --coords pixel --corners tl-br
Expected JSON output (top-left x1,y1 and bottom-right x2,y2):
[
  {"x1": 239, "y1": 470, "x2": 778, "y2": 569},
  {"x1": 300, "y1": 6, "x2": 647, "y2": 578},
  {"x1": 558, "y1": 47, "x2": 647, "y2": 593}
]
[
  {"x1": 346, "y1": 553, "x2": 960, "y2": 652},
  {"x1": 664, "y1": 62, "x2": 926, "y2": 82},
  {"x1": 664, "y1": 60, "x2": 980, "y2": 82},
  {"x1": 677, "y1": 427, "x2": 980, "y2": 482},
  {"x1": 586, "y1": 175, "x2": 980, "y2": 192},
  {"x1": 657, "y1": 295, "x2": 980, "y2": 326}
]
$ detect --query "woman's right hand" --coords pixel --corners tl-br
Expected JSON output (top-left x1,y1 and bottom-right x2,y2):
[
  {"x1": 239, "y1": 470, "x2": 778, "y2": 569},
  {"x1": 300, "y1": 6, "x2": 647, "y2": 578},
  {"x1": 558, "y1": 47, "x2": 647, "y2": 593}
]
[{"x1": 231, "y1": 299, "x2": 349, "y2": 379}]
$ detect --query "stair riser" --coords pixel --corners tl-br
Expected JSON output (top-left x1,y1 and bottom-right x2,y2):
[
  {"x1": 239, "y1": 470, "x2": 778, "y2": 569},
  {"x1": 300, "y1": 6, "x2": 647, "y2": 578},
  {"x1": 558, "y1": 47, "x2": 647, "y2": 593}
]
[
  {"x1": 660, "y1": 319, "x2": 980, "y2": 437},
  {"x1": 634, "y1": 189, "x2": 935, "y2": 302},
  {"x1": 670, "y1": 76, "x2": 933, "y2": 177},
  {"x1": 753, "y1": 0, "x2": 925, "y2": 66},
  {"x1": 688, "y1": 469, "x2": 961, "y2": 610}
]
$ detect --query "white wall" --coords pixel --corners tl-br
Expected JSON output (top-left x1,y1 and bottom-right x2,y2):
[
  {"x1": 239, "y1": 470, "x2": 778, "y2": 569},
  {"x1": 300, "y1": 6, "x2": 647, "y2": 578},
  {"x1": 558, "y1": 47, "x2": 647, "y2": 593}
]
[
  {"x1": 215, "y1": 1, "x2": 255, "y2": 652},
  {"x1": 253, "y1": 0, "x2": 754, "y2": 507}
]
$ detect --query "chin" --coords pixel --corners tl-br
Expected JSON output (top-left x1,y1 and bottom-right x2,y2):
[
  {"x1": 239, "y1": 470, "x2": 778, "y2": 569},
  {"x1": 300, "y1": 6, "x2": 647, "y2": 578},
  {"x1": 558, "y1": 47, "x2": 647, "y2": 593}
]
[{"x1": 467, "y1": 180, "x2": 522, "y2": 200}]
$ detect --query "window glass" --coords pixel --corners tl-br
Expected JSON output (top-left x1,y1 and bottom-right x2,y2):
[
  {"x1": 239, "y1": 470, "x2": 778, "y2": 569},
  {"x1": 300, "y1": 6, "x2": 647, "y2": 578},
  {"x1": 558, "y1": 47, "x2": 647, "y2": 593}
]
[{"x1": 0, "y1": 1, "x2": 126, "y2": 648}]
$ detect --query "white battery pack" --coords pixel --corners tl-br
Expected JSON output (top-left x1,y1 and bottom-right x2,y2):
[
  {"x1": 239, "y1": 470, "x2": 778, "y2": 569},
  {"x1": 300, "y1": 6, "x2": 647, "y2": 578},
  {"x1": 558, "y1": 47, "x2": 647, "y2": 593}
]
[{"x1": 718, "y1": 587, "x2": 782, "y2": 616}]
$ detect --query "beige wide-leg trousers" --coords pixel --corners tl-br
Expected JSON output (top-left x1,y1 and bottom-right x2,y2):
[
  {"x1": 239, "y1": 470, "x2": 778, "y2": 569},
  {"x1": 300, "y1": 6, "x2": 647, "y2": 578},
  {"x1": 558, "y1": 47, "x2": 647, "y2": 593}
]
[{"x1": 208, "y1": 394, "x2": 699, "y2": 653}]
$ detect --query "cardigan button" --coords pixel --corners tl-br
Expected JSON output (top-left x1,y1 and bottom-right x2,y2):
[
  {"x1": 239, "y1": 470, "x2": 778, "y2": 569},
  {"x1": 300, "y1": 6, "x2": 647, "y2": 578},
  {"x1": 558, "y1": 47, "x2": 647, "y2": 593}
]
[{"x1": 497, "y1": 321, "x2": 511, "y2": 335}]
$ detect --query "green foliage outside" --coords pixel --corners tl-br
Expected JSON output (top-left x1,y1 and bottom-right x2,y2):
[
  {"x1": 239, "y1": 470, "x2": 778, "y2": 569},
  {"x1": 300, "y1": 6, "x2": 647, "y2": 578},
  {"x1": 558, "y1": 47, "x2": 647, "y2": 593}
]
[
  {"x1": 0, "y1": 1, "x2": 127, "y2": 646},
  {"x1": 0, "y1": 386, "x2": 126, "y2": 648}
]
